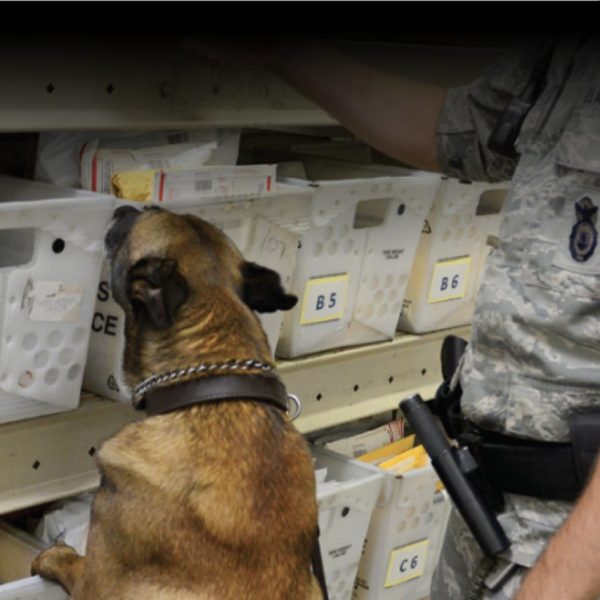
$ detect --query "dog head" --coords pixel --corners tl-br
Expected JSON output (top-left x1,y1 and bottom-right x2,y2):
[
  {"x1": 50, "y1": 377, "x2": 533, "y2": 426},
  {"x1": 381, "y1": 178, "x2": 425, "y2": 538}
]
[
  {"x1": 105, "y1": 206, "x2": 296, "y2": 381},
  {"x1": 106, "y1": 206, "x2": 297, "y2": 328}
]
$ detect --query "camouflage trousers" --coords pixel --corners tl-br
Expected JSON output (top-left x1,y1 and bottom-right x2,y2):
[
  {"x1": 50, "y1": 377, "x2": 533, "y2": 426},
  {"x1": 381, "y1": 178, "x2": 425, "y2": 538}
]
[{"x1": 430, "y1": 510, "x2": 527, "y2": 600}]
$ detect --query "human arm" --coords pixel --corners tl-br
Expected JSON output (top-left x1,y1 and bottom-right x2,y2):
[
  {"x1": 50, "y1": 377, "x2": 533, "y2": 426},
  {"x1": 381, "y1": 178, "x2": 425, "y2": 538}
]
[
  {"x1": 514, "y1": 459, "x2": 600, "y2": 600},
  {"x1": 183, "y1": 37, "x2": 446, "y2": 172},
  {"x1": 269, "y1": 40, "x2": 446, "y2": 173},
  {"x1": 183, "y1": 35, "x2": 547, "y2": 182}
]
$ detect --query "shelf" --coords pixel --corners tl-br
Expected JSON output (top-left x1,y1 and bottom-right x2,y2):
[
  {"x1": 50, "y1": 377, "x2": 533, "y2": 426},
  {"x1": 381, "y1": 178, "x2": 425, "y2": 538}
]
[
  {"x1": 0, "y1": 326, "x2": 469, "y2": 516},
  {"x1": 0, "y1": 396, "x2": 139, "y2": 517},
  {"x1": 282, "y1": 326, "x2": 470, "y2": 433},
  {"x1": 0, "y1": 37, "x2": 501, "y2": 131}
]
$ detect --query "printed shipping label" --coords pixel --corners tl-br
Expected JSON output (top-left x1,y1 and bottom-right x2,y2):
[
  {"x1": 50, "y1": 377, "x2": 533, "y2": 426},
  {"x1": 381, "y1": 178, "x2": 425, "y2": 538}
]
[
  {"x1": 300, "y1": 274, "x2": 349, "y2": 325},
  {"x1": 427, "y1": 256, "x2": 471, "y2": 303},
  {"x1": 153, "y1": 165, "x2": 275, "y2": 203},
  {"x1": 384, "y1": 539, "x2": 429, "y2": 588}
]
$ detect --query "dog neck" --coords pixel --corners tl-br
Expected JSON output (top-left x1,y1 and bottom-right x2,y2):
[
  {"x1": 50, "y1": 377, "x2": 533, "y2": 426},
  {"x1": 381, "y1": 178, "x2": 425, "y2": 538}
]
[
  {"x1": 123, "y1": 290, "x2": 274, "y2": 391},
  {"x1": 137, "y1": 372, "x2": 290, "y2": 416}
]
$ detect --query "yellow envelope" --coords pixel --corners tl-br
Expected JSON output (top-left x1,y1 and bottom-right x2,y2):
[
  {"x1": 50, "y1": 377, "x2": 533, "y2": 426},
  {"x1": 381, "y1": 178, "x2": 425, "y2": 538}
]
[
  {"x1": 111, "y1": 170, "x2": 155, "y2": 202},
  {"x1": 358, "y1": 435, "x2": 416, "y2": 465},
  {"x1": 379, "y1": 444, "x2": 427, "y2": 473}
]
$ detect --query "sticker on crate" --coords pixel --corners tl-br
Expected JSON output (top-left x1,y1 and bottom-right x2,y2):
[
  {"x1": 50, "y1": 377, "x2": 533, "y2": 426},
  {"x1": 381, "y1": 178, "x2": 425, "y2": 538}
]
[
  {"x1": 26, "y1": 281, "x2": 84, "y2": 323},
  {"x1": 300, "y1": 274, "x2": 349, "y2": 325},
  {"x1": 427, "y1": 256, "x2": 472, "y2": 304},
  {"x1": 384, "y1": 539, "x2": 429, "y2": 588}
]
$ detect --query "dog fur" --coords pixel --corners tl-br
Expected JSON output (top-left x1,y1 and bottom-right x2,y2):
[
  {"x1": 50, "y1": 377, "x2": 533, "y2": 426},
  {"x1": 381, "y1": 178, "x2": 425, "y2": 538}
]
[{"x1": 32, "y1": 207, "x2": 322, "y2": 600}]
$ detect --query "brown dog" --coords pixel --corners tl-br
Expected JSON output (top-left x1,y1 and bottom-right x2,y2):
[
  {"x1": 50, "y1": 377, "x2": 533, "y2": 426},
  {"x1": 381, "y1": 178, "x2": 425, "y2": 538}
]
[{"x1": 32, "y1": 206, "x2": 322, "y2": 600}]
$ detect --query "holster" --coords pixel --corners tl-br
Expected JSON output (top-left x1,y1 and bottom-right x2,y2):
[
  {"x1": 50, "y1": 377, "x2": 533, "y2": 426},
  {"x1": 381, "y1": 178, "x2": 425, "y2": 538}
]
[
  {"x1": 432, "y1": 336, "x2": 600, "y2": 504},
  {"x1": 431, "y1": 336, "x2": 505, "y2": 511},
  {"x1": 431, "y1": 335, "x2": 467, "y2": 440}
]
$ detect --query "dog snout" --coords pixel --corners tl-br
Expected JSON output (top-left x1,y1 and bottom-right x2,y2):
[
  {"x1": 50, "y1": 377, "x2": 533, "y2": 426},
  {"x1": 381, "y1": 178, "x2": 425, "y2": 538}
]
[
  {"x1": 114, "y1": 205, "x2": 141, "y2": 221},
  {"x1": 105, "y1": 205, "x2": 142, "y2": 257}
]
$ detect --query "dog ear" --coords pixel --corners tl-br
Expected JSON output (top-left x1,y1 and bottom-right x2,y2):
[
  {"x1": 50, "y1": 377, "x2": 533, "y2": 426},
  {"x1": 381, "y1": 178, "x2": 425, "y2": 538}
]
[
  {"x1": 241, "y1": 261, "x2": 297, "y2": 313},
  {"x1": 127, "y1": 257, "x2": 189, "y2": 328}
]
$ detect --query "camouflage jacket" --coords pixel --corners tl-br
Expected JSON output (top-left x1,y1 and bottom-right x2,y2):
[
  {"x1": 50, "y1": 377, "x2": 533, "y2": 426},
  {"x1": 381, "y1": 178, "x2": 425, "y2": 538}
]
[{"x1": 437, "y1": 33, "x2": 600, "y2": 566}]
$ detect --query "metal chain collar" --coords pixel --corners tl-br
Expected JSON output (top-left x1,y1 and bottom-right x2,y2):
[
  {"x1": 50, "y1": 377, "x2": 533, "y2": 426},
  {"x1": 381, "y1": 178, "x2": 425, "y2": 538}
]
[{"x1": 132, "y1": 359, "x2": 302, "y2": 419}]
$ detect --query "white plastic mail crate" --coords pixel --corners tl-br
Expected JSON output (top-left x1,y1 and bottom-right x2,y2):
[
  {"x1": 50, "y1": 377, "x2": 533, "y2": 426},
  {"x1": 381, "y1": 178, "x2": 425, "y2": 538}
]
[
  {"x1": 84, "y1": 185, "x2": 310, "y2": 402},
  {"x1": 353, "y1": 463, "x2": 451, "y2": 600},
  {"x1": 274, "y1": 159, "x2": 440, "y2": 358},
  {"x1": 0, "y1": 521, "x2": 68, "y2": 599},
  {"x1": 313, "y1": 446, "x2": 384, "y2": 600},
  {"x1": 397, "y1": 178, "x2": 509, "y2": 334},
  {"x1": 0, "y1": 177, "x2": 114, "y2": 423}
]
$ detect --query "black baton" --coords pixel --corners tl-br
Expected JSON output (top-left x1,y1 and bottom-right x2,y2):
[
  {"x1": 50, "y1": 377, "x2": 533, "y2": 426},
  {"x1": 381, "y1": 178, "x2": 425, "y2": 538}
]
[{"x1": 400, "y1": 394, "x2": 510, "y2": 558}]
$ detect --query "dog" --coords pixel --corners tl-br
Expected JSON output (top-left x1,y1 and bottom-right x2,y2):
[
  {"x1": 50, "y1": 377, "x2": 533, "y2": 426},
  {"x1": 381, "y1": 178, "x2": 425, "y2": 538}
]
[{"x1": 32, "y1": 206, "x2": 323, "y2": 600}]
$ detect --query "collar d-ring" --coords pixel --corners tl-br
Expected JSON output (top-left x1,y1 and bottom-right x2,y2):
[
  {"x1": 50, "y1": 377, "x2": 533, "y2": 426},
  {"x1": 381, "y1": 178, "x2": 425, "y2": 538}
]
[{"x1": 286, "y1": 393, "x2": 302, "y2": 420}]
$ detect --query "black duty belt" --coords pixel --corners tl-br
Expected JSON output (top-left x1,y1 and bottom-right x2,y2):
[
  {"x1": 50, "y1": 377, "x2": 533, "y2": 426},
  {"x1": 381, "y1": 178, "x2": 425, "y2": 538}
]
[
  {"x1": 470, "y1": 412, "x2": 600, "y2": 503},
  {"x1": 431, "y1": 335, "x2": 600, "y2": 504},
  {"x1": 475, "y1": 432, "x2": 580, "y2": 502}
]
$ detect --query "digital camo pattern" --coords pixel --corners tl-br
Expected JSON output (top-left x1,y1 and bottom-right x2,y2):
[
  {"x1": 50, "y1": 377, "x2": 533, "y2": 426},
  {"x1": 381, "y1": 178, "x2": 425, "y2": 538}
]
[
  {"x1": 430, "y1": 498, "x2": 572, "y2": 600},
  {"x1": 432, "y1": 34, "x2": 600, "y2": 598},
  {"x1": 430, "y1": 510, "x2": 528, "y2": 600}
]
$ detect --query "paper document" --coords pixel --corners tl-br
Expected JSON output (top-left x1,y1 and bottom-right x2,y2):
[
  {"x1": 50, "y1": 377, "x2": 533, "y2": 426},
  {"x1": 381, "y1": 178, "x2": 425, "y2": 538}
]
[{"x1": 324, "y1": 418, "x2": 405, "y2": 458}]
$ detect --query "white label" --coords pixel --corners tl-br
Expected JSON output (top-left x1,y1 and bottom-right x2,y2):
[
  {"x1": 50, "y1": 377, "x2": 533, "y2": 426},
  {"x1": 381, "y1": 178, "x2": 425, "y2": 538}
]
[
  {"x1": 300, "y1": 274, "x2": 349, "y2": 325},
  {"x1": 153, "y1": 166, "x2": 275, "y2": 203},
  {"x1": 246, "y1": 218, "x2": 297, "y2": 268},
  {"x1": 428, "y1": 256, "x2": 471, "y2": 303},
  {"x1": 384, "y1": 539, "x2": 429, "y2": 588},
  {"x1": 27, "y1": 281, "x2": 83, "y2": 323}
]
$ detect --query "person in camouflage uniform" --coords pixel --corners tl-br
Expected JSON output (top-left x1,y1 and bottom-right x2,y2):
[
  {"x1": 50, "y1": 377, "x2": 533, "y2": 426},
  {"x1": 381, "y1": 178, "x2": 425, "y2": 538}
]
[
  {"x1": 430, "y1": 33, "x2": 600, "y2": 599},
  {"x1": 185, "y1": 32, "x2": 599, "y2": 599}
]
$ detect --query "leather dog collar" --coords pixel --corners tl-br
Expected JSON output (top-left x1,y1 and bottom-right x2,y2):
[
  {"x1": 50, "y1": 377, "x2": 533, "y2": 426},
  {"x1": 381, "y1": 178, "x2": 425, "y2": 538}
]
[
  {"x1": 140, "y1": 374, "x2": 291, "y2": 417},
  {"x1": 133, "y1": 358, "x2": 277, "y2": 405}
]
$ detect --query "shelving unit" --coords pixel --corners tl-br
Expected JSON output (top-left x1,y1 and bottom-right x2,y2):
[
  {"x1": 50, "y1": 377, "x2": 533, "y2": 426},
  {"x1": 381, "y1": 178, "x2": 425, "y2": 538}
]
[
  {"x1": 0, "y1": 326, "x2": 469, "y2": 516},
  {"x1": 0, "y1": 38, "x2": 503, "y2": 131},
  {"x1": 0, "y1": 30, "x2": 505, "y2": 598}
]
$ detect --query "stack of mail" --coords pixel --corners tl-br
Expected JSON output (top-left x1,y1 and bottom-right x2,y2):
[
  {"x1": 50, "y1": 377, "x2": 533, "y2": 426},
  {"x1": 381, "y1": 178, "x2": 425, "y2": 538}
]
[
  {"x1": 323, "y1": 418, "x2": 405, "y2": 458},
  {"x1": 358, "y1": 436, "x2": 443, "y2": 489}
]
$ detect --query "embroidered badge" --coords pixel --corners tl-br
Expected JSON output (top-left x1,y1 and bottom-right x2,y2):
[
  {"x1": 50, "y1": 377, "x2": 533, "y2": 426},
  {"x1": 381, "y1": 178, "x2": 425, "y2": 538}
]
[{"x1": 569, "y1": 196, "x2": 598, "y2": 262}]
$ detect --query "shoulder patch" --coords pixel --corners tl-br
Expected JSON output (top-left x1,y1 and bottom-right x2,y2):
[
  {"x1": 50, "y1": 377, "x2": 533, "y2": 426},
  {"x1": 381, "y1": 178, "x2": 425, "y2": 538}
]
[{"x1": 569, "y1": 196, "x2": 598, "y2": 262}]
